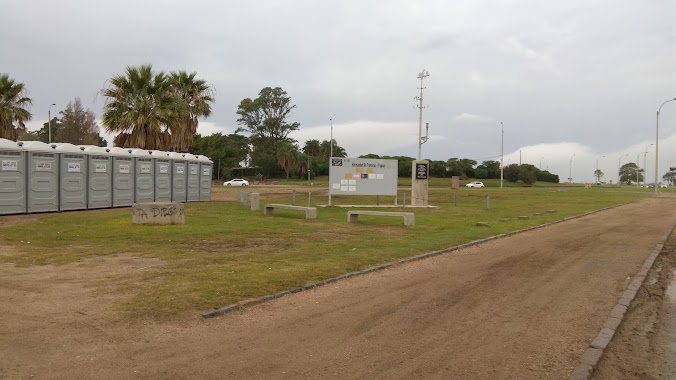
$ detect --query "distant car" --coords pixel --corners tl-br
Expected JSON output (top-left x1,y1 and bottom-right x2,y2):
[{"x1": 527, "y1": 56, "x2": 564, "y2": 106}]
[
  {"x1": 223, "y1": 178, "x2": 249, "y2": 186},
  {"x1": 659, "y1": 183, "x2": 668, "y2": 188},
  {"x1": 465, "y1": 181, "x2": 485, "y2": 188}
]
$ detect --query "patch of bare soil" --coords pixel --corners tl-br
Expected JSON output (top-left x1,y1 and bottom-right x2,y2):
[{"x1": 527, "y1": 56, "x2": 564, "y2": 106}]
[
  {"x1": 593, "y1": 232, "x2": 676, "y2": 380},
  {"x1": 0, "y1": 198, "x2": 675, "y2": 380},
  {"x1": 211, "y1": 185, "x2": 325, "y2": 202}
]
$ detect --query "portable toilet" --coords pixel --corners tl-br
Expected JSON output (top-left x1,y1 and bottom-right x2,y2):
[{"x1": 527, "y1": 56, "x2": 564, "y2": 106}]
[
  {"x1": 109, "y1": 147, "x2": 135, "y2": 207},
  {"x1": 80, "y1": 145, "x2": 112, "y2": 209},
  {"x1": 130, "y1": 149, "x2": 154, "y2": 203},
  {"x1": 169, "y1": 152, "x2": 187, "y2": 203},
  {"x1": 52, "y1": 143, "x2": 87, "y2": 211},
  {"x1": 186, "y1": 154, "x2": 201, "y2": 202},
  {"x1": 0, "y1": 138, "x2": 26, "y2": 215},
  {"x1": 150, "y1": 150, "x2": 172, "y2": 202},
  {"x1": 23, "y1": 141, "x2": 59, "y2": 213},
  {"x1": 197, "y1": 155, "x2": 213, "y2": 201}
]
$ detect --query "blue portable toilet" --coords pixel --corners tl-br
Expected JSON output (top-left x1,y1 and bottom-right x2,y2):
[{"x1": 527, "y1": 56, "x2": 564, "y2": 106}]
[
  {"x1": 52, "y1": 143, "x2": 87, "y2": 211},
  {"x1": 0, "y1": 138, "x2": 26, "y2": 215},
  {"x1": 23, "y1": 141, "x2": 59, "y2": 213}
]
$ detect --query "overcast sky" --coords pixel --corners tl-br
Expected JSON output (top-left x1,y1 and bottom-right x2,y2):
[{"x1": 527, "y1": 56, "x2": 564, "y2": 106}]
[{"x1": 3, "y1": 0, "x2": 676, "y2": 183}]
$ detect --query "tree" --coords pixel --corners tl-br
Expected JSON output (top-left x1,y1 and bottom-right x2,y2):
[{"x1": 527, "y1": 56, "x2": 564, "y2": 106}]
[
  {"x1": 59, "y1": 98, "x2": 106, "y2": 146},
  {"x1": 594, "y1": 169, "x2": 604, "y2": 184},
  {"x1": 0, "y1": 73, "x2": 32, "y2": 141},
  {"x1": 102, "y1": 64, "x2": 182, "y2": 150},
  {"x1": 236, "y1": 87, "x2": 300, "y2": 162},
  {"x1": 446, "y1": 158, "x2": 477, "y2": 179},
  {"x1": 190, "y1": 133, "x2": 249, "y2": 179},
  {"x1": 503, "y1": 164, "x2": 521, "y2": 182},
  {"x1": 276, "y1": 143, "x2": 298, "y2": 179},
  {"x1": 168, "y1": 70, "x2": 214, "y2": 152},
  {"x1": 474, "y1": 160, "x2": 501, "y2": 179},
  {"x1": 663, "y1": 171, "x2": 676, "y2": 186},
  {"x1": 619, "y1": 162, "x2": 642, "y2": 185}
]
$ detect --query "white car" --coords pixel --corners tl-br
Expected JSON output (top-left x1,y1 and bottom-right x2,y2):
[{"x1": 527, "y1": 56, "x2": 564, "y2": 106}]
[
  {"x1": 465, "y1": 181, "x2": 485, "y2": 188},
  {"x1": 223, "y1": 178, "x2": 249, "y2": 186}
]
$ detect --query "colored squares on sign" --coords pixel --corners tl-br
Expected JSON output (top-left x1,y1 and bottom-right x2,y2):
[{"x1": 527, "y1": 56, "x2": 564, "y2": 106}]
[
  {"x1": 361, "y1": 174, "x2": 368, "y2": 179},
  {"x1": 340, "y1": 186, "x2": 348, "y2": 191},
  {"x1": 368, "y1": 173, "x2": 376, "y2": 179},
  {"x1": 366, "y1": 168, "x2": 374, "y2": 174},
  {"x1": 377, "y1": 174, "x2": 384, "y2": 179},
  {"x1": 352, "y1": 174, "x2": 361, "y2": 179},
  {"x1": 341, "y1": 179, "x2": 349, "y2": 185},
  {"x1": 348, "y1": 186, "x2": 356, "y2": 192},
  {"x1": 349, "y1": 180, "x2": 357, "y2": 185},
  {"x1": 344, "y1": 174, "x2": 352, "y2": 179},
  {"x1": 356, "y1": 167, "x2": 363, "y2": 173}
]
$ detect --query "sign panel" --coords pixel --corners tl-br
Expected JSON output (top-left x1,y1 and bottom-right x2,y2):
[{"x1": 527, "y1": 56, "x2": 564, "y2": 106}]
[
  {"x1": 36, "y1": 162, "x2": 52, "y2": 171},
  {"x1": 119, "y1": 164, "x2": 130, "y2": 174},
  {"x1": 95, "y1": 163, "x2": 107, "y2": 173},
  {"x1": 415, "y1": 162, "x2": 429, "y2": 180},
  {"x1": 176, "y1": 166, "x2": 184, "y2": 174},
  {"x1": 67, "y1": 162, "x2": 81, "y2": 173},
  {"x1": 190, "y1": 166, "x2": 198, "y2": 175},
  {"x1": 203, "y1": 168, "x2": 210, "y2": 176},
  {"x1": 140, "y1": 165, "x2": 151, "y2": 174},
  {"x1": 328, "y1": 157, "x2": 398, "y2": 196},
  {"x1": 159, "y1": 165, "x2": 169, "y2": 174},
  {"x1": 1, "y1": 160, "x2": 18, "y2": 171}
]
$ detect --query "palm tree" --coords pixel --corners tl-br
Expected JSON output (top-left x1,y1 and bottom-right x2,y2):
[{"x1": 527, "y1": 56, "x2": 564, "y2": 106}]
[
  {"x1": 169, "y1": 70, "x2": 214, "y2": 152},
  {"x1": 101, "y1": 64, "x2": 181, "y2": 150},
  {"x1": 0, "y1": 74, "x2": 32, "y2": 141},
  {"x1": 303, "y1": 139, "x2": 321, "y2": 157},
  {"x1": 277, "y1": 143, "x2": 298, "y2": 179}
]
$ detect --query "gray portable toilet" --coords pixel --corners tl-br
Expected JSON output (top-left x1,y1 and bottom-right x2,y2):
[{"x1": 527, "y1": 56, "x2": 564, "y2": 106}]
[
  {"x1": 109, "y1": 147, "x2": 135, "y2": 207},
  {"x1": 169, "y1": 152, "x2": 187, "y2": 203},
  {"x1": 52, "y1": 143, "x2": 87, "y2": 211},
  {"x1": 186, "y1": 154, "x2": 201, "y2": 202},
  {"x1": 198, "y1": 155, "x2": 213, "y2": 201},
  {"x1": 80, "y1": 145, "x2": 112, "y2": 209},
  {"x1": 0, "y1": 138, "x2": 26, "y2": 215},
  {"x1": 23, "y1": 141, "x2": 59, "y2": 213},
  {"x1": 151, "y1": 150, "x2": 172, "y2": 202},
  {"x1": 130, "y1": 149, "x2": 154, "y2": 203}
]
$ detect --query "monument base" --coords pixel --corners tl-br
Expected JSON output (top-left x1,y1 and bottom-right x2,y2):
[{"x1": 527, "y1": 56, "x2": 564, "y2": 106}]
[{"x1": 132, "y1": 202, "x2": 185, "y2": 225}]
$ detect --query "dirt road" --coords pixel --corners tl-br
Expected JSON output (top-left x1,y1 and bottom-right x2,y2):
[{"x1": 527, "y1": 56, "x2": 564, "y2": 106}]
[{"x1": 1, "y1": 197, "x2": 675, "y2": 380}]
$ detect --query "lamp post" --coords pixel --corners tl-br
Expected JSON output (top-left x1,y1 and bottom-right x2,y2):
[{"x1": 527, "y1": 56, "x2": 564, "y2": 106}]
[
  {"x1": 500, "y1": 121, "x2": 504, "y2": 189},
  {"x1": 596, "y1": 155, "x2": 605, "y2": 184},
  {"x1": 656, "y1": 98, "x2": 676, "y2": 194},
  {"x1": 539, "y1": 156, "x2": 544, "y2": 170},
  {"x1": 416, "y1": 69, "x2": 429, "y2": 160},
  {"x1": 329, "y1": 118, "x2": 333, "y2": 159},
  {"x1": 328, "y1": 118, "x2": 333, "y2": 206},
  {"x1": 569, "y1": 153, "x2": 576, "y2": 183},
  {"x1": 48, "y1": 103, "x2": 56, "y2": 143},
  {"x1": 618, "y1": 153, "x2": 628, "y2": 186},
  {"x1": 636, "y1": 153, "x2": 642, "y2": 188},
  {"x1": 643, "y1": 143, "x2": 654, "y2": 186}
]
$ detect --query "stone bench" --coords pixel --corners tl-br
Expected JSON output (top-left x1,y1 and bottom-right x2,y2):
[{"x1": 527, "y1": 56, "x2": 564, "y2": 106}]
[
  {"x1": 132, "y1": 202, "x2": 185, "y2": 225},
  {"x1": 347, "y1": 210, "x2": 415, "y2": 226},
  {"x1": 264, "y1": 204, "x2": 317, "y2": 219}
]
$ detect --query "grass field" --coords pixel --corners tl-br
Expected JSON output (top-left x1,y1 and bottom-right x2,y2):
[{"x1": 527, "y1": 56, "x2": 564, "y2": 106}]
[{"x1": 0, "y1": 185, "x2": 654, "y2": 320}]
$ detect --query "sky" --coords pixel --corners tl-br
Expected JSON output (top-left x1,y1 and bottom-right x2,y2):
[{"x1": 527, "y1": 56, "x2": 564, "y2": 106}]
[{"x1": 3, "y1": 0, "x2": 676, "y2": 183}]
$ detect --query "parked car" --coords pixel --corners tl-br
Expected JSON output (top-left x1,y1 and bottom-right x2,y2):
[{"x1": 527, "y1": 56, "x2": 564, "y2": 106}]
[
  {"x1": 465, "y1": 181, "x2": 485, "y2": 188},
  {"x1": 223, "y1": 178, "x2": 249, "y2": 186}
]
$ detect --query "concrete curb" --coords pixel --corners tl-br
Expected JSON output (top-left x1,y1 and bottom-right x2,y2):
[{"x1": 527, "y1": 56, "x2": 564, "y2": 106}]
[
  {"x1": 200, "y1": 204, "x2": 627, "y2": 319},
  {"x1": 567, "y1": 218, "x2": 676, "y2": 380}
]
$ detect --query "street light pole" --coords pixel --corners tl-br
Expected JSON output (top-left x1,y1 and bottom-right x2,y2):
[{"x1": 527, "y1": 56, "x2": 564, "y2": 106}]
[
  {"x1": 416, "y1": 69, "x2": 429, "y2": 161},
  {"x1": 569, "y1": 153, "x2": 576, "y2": 183},
  {"x1": 500, "y1": 121, "x2": 504, "y2": 189},
  {"x1": 328, "y1": 118, "x2": 333, "y2": 206},
  {"x1": 656, "y1": 98, "x2": 676, "y2": 194},
  {"x1": 539, "y1": 156, "x2": 544, "y2": 170},
  {"x1": 596, "y1": 155, "x2": 605, "y2": 184},
  {"x1": 636, "y1": 153, "x2": 642, "y2": 188},
  {"x1": 48, "y1": 103, "x2": 56, "y2": 143}
]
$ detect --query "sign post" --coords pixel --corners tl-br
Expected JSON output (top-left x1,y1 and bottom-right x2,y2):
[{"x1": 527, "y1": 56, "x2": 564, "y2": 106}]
[{"x1": 411, "y1": 160, "x2": 429, "y2": 206}]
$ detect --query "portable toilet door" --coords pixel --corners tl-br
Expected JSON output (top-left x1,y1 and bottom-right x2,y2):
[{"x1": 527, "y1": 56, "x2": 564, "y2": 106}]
[
  {"x1": 80, "y1": 146, "x2": 112, "y2": 209},
  {"x1": 109, "y1": 147, "x2": 135, "y2": 207},
  {"x1": 52, "y1": 143, "x2": 87, "y2": 211},
  {"x1": 23, "y1": 141, "x2": 59, "y2": 213},
  {"x1": 198, "y1": 155, "x2": 213, "y2": 201},
  {"x1": 131, "y1": 149, "x2": 154, "y2": 203},
  {"x1": 151, "y1": 151, "x2": 172, "y2": 202},
  {"x1": 0, "y1": 138, "x2": 26, "y2": 215},
  {"x1": 186, "y1": 154, "x2": 200, "y2": 202},
  {"x1": 169, "y1": 152, "x2": 187, "y2": 203}
]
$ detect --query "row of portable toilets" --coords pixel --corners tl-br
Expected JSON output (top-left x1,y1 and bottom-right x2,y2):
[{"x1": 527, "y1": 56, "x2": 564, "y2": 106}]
[{"x1": 0, "y1": 139, "x2": 213, "y2": 215}]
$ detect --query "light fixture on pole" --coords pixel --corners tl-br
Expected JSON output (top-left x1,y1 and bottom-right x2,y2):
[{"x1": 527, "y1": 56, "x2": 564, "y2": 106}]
[
  {"x1": 618, "y1": 153, "x2": 628, "y2": 186},
  {"x1": 643, "y1": 143, "x2": 654, "y2": 186},
  {"x1": 500, "y1": 121, "x2": 504, "y2": 189},
  {"x1": 48, "y1": 103, "x2": 56, "y2": 143},
  {"x1": 596, "y1": 155, "x2": 605, "y2": 184},
  {"x1": 656, "y1": 98, "x2": 676, "y2": 194},
  {"x1": 415, "y1": 69, "x2": 430, "y2": 161},
  {"x1": 569, "y1": 153, "x2": 576, "y2": 183}
]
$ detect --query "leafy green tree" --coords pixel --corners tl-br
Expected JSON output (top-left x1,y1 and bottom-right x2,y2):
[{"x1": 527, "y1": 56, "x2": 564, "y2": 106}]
[
  {"x1": 429, "y1": 160, "x2": 448, "y2": 177},
  {"x1": 594, "y1": 169, "x2": 604, "y2": 184},
  {"x1": 30, "y1": 117, "x2": 62, "y2": 143},
  {"x1": 474, "y1": 160, "x2": 501, "y2": 179},
  {"x1": 58, "y1": 98, "x2": 106, "y2": 146},
  {"x1": 446, "y1": 158, "x2": 477, "y2": 179},
  {"x1": 236, "y1": 87, "x2": 300, "y2": 175},
  {"x1": 619, "y1": 162, "x2": 642, "y2": 185},
  {"x1": 277, "y1": 142, "x2": 299, "y2": 179},
  {"x1": 102, "y1": 64, "x2": 182, "y2": 150},
  {"x1": 0, "y1": 73, "x2": 32, "y2": 141},
  {"x1": 190, "y1": 133, "x2": 249, "y2": 179},
  {"x1": 169, "y1": 70, "x2": 214, "y2": 152},
  {"x1": 663, "y1": 171, "x2": 675, "y2": 186},
  {"x1": 503, "y1": 164, "x2": 521, "y2": 182}
]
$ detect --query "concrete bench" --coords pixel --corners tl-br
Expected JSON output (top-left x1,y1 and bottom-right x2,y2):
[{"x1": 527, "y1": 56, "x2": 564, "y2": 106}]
[
  {"x1": 347, "y1": 210, "x2": 415, "y2": 226},
  {"x1": 264, "y1": 204, "x2": 317, "y2": 219}
]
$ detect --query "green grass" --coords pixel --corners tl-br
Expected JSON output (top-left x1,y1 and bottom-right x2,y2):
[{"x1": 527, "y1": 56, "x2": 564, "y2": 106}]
[{"x1": 0, "y1": 186, "x2": 651, "y2": 320}]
